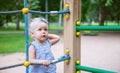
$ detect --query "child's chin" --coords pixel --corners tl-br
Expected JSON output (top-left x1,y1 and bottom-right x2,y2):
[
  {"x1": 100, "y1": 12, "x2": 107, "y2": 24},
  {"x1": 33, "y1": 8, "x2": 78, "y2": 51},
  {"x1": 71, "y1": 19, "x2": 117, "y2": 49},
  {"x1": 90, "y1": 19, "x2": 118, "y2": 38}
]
[{"x1": 41, "y1": 38, "x2": 47, "y2": 41}]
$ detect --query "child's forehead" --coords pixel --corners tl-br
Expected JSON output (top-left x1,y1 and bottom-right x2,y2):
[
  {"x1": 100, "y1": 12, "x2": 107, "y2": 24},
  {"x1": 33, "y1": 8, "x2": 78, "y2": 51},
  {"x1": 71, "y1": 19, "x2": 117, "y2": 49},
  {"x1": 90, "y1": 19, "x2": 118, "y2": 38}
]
[
  {"x1": 39, "y1": 22, "x2": 48, "y2": 26},
  {"x1": 35, "y1": 22, "x2": 48, "y2": 28}
]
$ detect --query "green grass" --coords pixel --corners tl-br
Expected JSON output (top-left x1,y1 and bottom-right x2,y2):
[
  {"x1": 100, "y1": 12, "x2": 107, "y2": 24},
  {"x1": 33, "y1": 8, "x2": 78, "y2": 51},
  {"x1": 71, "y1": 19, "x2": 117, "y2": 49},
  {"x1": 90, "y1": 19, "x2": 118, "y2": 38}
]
[
  {"x1": 49, "y1": 24, "x2": 63, "y2": 30},
  {"x1": 0, "y1": 34, "x2": 26, "y2": 54},
  {"x1": 0, "y1": 23, "x2": 63, "y2": 54}
]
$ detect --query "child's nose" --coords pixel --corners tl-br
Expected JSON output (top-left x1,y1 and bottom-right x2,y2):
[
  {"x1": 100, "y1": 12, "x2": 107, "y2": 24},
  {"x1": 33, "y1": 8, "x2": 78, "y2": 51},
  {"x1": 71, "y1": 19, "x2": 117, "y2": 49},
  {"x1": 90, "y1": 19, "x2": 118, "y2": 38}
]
[
  {"x1": 42, "y1": 32, "x2": 45, "y2": 34},
  {"x1": 42, "y1": 30, "x2": 46, "y2": 33}
]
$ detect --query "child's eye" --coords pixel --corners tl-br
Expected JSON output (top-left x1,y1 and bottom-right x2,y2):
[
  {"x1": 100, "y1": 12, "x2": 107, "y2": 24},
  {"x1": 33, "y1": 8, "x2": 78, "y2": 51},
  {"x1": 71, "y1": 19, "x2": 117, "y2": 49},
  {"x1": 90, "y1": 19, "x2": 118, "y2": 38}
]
[
  {"x1": 38, "y1": 29, "x2": 41, "y2": 31},
  {"x1": 44, "y1": 29, "x2": 48, "y2": 31}
]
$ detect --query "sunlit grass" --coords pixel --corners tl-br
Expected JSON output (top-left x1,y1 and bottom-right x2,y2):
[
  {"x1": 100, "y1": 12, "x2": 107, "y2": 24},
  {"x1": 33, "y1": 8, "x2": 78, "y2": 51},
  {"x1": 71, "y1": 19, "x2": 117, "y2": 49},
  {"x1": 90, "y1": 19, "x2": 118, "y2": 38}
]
[{"x1": 0, "y1": 34, "x2": 26, "y2": 54}]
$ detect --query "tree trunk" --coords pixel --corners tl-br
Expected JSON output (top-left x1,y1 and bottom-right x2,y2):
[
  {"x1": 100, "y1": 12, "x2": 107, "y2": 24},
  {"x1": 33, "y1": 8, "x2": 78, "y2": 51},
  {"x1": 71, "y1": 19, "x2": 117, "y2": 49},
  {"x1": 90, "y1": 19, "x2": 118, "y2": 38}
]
[
  {"x1": 16, "y1": 13, "x2": 20, "y2": 30},
  {"x1": 99, "y1": 6, "x2": 105, "y2": 26},
  {"x1": 0, "y1": 16, "x2": 3, "y2": 27},
  {"x1": 6, "y1": 15, "x2": 10, "y2": 28},
  {"x1": 16, "y1": 0, "x2": 20, "y2": 30}
]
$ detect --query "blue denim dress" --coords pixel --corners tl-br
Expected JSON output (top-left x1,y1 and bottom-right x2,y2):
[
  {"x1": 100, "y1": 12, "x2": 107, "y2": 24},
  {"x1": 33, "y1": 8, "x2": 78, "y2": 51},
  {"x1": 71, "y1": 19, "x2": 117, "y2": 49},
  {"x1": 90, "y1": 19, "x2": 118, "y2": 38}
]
[{"x1": 29, "y1": 40, "x2": 56, "y2": 73}]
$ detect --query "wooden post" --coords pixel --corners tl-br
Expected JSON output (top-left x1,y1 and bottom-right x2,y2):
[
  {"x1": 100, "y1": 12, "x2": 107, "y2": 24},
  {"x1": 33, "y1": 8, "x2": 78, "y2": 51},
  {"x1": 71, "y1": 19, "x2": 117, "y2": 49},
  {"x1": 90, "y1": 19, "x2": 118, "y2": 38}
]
[{"x1": 64, "y1": 0, "x2": 81, "y2": 73}]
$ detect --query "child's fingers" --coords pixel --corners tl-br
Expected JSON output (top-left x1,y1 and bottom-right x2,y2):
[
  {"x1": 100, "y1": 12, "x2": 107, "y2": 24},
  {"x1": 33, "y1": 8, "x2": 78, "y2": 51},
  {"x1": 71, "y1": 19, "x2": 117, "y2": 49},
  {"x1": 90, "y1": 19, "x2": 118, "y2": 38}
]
[{"x1": 43, "y1": 60, "x2": 50, "y2": 67}]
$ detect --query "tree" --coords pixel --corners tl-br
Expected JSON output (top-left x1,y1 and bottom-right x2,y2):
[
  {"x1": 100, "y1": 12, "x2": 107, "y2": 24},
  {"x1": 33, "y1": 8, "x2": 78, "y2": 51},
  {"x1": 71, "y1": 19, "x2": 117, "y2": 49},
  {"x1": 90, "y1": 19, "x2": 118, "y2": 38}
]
[
  {"x1": 0, "y1": 0, "x2": 14, "y2": 27},
  {"x1": 106, "y1": 0, "x2": 120, "y2": 24},
  {"x1": 0, "y1": 0, "x2": 23, "y2": 29},
  {"x1": 82, "y1": 0, "x2": 113, "y2": 26}
]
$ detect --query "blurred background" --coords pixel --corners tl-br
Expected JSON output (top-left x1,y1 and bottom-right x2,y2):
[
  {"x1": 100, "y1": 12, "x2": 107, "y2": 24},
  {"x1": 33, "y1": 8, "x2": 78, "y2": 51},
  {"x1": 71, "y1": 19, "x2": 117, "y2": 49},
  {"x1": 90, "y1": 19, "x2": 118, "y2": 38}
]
[
  {"x1": 0, "y1": 0, "x2": 120, "y2": 54},
  {"x1": 0, "y1": 0, "x2": 120, "y2": 73}
]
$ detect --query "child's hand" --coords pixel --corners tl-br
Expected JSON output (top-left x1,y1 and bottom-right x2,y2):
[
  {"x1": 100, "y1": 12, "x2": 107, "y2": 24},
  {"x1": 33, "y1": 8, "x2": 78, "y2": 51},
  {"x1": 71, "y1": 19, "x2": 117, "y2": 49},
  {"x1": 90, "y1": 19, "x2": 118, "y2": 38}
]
[
  {"x1": 47, "y1": 34, "x2": 60, "y2": 45},
  {"x1": 42, "y1": 60, "x2": 50, "y2": 67}
]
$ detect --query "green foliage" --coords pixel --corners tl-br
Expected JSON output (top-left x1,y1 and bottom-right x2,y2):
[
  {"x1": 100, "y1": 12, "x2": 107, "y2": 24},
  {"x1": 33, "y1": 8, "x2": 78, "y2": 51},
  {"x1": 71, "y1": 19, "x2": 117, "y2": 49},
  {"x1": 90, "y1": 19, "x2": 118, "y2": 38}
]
[
  {"x1": 82, "y1": 0, "x2": 120, "y2": 24},
  {"x1": 28, "y1": 0, "x2": 40, "y2": 10},
  {"x1": 0, "y1": 0, "x2": 23, "y2": 11},
  {"x1": 91, "y1": 0, "x2": 113, "y2": 6},
  {"x1": 105, "y1": 0, "x2": 120, "y2": 21},
  {"x1": 0, "y1": 0, "x2": 24, "y2": 28},
  {"x1": 81, "y1": 0, "x2": 90, "y2": 21},
  {"x1": 0, "y1": 0, "x2": 120, "y2": 27},
  {"x1": 105, "y1": 0, "x2": 113, "y2": 6}
]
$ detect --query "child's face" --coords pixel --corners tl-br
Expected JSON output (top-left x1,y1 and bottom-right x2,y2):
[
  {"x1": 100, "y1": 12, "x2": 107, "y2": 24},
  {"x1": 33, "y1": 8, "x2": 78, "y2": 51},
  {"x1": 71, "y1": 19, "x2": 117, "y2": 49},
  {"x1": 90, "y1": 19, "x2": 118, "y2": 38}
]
[{"x1": 32, "y1": 22, "x2": 48, "y2": 43}]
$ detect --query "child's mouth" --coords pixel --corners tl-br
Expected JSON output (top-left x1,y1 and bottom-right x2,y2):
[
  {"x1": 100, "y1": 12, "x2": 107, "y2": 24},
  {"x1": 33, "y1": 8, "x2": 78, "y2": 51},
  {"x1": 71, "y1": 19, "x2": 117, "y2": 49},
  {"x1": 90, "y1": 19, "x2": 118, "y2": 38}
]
[{"x1": 42, "y1": 35, "x2": 46, "y2": 37}]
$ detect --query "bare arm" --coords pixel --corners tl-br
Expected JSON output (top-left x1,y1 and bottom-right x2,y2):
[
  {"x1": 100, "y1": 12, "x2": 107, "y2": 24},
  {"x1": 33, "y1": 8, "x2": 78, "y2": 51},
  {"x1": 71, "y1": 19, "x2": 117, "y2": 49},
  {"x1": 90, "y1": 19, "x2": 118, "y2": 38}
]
[
  {"x1": 29, "y1": 45, "x2": 50, "y2": 66},
  {"x1": 47, "y1": 34, "x2": 60, "y2": 45}
]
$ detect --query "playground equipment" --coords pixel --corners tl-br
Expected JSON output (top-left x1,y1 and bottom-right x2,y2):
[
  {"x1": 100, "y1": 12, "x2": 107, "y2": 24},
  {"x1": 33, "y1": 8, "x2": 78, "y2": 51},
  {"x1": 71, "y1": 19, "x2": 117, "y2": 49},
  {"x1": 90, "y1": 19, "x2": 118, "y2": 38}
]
[
  {"x1": 0, "y1": 0, "x2": 119, "y2": 73},
  {"x1": 75, "y1": 60, "x2": 116, "y2": 73},
  {"x1": 0, "y1": 55, "x2": 70, "y2": 70},
  {"x1": 76, "y1": 26, "x2": 120, "y2": 31},
  {"x1": 64, "y1": 0, "x2": 118, "y2": 73}
]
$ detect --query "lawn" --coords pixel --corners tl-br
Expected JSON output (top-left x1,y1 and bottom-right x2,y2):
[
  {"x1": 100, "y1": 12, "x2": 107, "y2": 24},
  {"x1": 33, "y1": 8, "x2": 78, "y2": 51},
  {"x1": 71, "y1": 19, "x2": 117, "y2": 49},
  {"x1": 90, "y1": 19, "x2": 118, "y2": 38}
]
[
  {"x1": 0, "y1": 23, "x2": 63, "y2": 54},
  {"x1": 0, "y1": 34, "x2": 26, "y2": 54}
]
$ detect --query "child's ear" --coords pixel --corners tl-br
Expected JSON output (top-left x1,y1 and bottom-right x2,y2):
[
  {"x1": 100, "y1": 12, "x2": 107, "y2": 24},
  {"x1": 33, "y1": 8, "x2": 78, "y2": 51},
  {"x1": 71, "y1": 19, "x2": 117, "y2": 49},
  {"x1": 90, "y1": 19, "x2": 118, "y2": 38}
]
[{"x1": 30, "y1": 31, "x2": 34, "y2": 37}]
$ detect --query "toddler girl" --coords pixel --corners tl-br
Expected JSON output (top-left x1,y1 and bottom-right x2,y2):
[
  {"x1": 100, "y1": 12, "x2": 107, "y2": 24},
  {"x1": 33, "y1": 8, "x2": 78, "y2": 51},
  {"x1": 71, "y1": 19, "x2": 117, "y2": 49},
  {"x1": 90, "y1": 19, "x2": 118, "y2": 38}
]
[{"x1": 29, "y1": 18, "x2": 60, "y2": 73}]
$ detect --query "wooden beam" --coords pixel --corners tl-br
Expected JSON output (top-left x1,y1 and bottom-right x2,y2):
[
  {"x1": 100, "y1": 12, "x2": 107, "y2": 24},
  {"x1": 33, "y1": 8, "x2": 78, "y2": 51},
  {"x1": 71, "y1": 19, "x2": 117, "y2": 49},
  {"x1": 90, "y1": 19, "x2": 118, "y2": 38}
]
[{"x1": 64, "y1": 0, "x2": 81, "y2": 73}]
